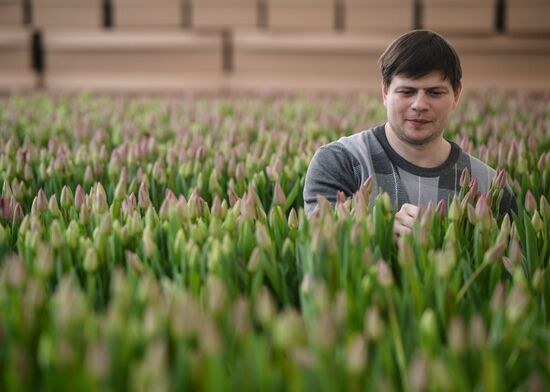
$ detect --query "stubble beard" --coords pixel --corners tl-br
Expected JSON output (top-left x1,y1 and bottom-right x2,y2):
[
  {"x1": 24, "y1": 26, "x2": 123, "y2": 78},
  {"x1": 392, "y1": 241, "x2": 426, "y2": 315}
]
[{"x1": 389, "y1": 120, "x2": 444, "y2": 147}]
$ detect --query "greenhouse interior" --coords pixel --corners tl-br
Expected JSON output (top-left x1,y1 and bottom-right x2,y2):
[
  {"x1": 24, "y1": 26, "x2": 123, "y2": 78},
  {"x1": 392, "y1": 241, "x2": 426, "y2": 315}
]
[{"x1": 1, "y1": 1, "x2": 549, "y2": 391}]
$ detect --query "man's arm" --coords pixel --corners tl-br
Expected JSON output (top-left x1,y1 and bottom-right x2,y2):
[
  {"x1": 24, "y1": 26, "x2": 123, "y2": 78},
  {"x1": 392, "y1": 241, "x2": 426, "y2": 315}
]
[{"x1": 303, "y1": 143, "x2": 360, "y2": 216}]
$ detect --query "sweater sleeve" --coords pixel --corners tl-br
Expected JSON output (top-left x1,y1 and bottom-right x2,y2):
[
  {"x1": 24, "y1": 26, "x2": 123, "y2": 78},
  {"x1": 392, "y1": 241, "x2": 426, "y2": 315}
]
[
  {"x1": 499, "y1": 185, "x2": 519, "y2": 218},
  {"x1": 303, "y1": 142, "x2": 360, "y2": 216}
]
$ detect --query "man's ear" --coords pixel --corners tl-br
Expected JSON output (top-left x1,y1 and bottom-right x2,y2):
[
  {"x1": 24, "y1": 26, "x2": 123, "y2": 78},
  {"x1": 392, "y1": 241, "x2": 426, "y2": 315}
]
[
  {"x1": 452, "y1": 82, "x2": 463, "y2": 108},
  {"x1": 381, "y1": 80, "x2": 388, "y2": 107}
]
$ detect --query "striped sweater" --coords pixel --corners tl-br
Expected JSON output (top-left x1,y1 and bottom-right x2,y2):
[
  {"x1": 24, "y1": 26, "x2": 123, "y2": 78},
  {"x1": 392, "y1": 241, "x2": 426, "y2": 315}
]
[{"x1": 304, "y1": 124, "x2": 517, "y2": 216}]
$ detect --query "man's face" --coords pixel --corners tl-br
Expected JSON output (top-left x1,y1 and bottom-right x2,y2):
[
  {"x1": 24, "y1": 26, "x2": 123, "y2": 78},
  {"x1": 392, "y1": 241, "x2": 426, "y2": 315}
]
[{"x1": 382, "y1": 71, "x2": 462, "y2": 147}]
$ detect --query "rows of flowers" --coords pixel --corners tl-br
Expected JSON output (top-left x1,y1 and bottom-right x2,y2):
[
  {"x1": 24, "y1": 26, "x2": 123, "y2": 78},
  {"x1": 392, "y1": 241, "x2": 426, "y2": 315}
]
[{"x1": 0, "y1": 92, "x2": 549, "y2": 391}]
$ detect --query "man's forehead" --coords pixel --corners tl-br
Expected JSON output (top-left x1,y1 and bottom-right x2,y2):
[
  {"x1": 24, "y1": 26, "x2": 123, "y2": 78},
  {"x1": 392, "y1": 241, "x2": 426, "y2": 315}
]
[{"x1": 391, "y1": 72, "x2": 451, "y2": 89}]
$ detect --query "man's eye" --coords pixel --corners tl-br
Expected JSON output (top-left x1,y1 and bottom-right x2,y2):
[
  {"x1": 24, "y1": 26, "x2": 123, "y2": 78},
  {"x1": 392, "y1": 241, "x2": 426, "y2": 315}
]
[
  {"x1": 399, "y1": 90, "x2": 414, "y2": 96},
  {"x1": 429, "y1": 91, "x2": 444, "y2": 96}
]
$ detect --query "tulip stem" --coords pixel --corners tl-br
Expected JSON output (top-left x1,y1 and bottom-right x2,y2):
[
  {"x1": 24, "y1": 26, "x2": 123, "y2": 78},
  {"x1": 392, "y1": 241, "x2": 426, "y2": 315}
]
[
  {"x1": 456, "y1": 259, "x2": 490, "y2": 304},
  {"x1": 386, "y1": 289, "x2": 407, "y2": 388}
]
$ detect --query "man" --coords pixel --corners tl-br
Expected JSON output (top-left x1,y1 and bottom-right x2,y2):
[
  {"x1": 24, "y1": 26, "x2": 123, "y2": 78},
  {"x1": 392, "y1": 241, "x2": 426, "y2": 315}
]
[{"x1": 303, "y1": 30, "x2": 517, "y2": 237}]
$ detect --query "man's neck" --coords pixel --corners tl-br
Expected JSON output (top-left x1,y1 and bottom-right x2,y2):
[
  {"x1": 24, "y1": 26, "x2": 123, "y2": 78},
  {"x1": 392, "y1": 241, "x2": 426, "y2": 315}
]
[{"x1": 384, "y1": 123, "x2": 451, "y2": 168}]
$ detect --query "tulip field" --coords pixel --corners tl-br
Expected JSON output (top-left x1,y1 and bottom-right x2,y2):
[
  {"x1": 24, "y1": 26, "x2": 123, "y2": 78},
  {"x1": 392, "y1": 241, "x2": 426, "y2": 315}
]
[{"x1": 0, "y1": 92, "x2": 549, "y2": 391}]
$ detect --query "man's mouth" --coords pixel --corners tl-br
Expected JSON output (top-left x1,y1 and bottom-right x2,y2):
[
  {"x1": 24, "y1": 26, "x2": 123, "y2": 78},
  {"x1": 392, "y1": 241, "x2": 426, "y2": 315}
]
[{"x1": 407, "y1": 119, "x2": 431, "y2": 125}]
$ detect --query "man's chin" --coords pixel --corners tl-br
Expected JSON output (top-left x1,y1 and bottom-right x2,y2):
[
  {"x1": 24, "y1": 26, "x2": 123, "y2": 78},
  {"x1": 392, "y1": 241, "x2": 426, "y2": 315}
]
[{"x1": 399, "y1": 132, "x2": 438, "y2": 146}]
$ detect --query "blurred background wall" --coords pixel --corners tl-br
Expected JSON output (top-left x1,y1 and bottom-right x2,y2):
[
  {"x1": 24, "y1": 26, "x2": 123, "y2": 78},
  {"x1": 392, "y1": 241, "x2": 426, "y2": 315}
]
[{"x1": 1, "y1": 0, "x2": 549, "y2": 94}]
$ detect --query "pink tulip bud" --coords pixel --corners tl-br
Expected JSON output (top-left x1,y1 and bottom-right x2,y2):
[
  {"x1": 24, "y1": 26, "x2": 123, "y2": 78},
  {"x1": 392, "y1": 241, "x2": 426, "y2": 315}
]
[
  {"x1": 36, "y1": 189, "x2": 48, "y2": 213},
  {"x1": 474, "y1": 193, "x2": 492, "y2": 222},
  {"x1": 84, "y1": 165, "x2": 94, "y2": 184},
  {"x1": 272, "y1": 182, "x2": 286, "y2": 207},
  {"x1": 524, "y1": 190, "x2": 537, "y2": 214},
  {"x1": 435, "y1": 199, "x2": 446, "y2": 216},
  {"x1": 469, "y1": 177, "x2": 478, "y2": 197},
  {"x1": 12, "y1": 202, "x2": 24, "y2": 223},
  {"x1": 74, "y1": 185, "x2": 86, "y2": 211},
  {"x1": 211, "y1": 195, "x2": 223, "y2": 218},
  {"x1": 507, "y1": 139, "x2": 518, "y2": 162},
  {"x1": 0, "y1": 197, "x2": 12, "y2": 221},
  {"x1": 377, "y1": 260, "x2": 393, "y2": 288},
  {"x1": 459, "y1": 167, "x2": 470, "y2": 188},
  {"x1": 490, "y1": 282, "x2": 505, "y2": 312},
  {"x1": 485, "y1": 241, "x2": 506, "y2": 263},
  {"x1": 138, "y1": 182, "x2": 151, "y2": 210},
  {"x1": 493, "y1": 168, "x2": 507, "y2": 189},
  {"x1": 228, "y1": 184, "x2": 239, "y2": 207}
]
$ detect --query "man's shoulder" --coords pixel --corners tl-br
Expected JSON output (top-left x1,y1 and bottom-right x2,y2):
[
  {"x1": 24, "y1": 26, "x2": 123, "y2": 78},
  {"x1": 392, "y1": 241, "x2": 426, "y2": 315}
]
[{"x1": 325, "y1": 125, "x2": 384, "y2": 156}]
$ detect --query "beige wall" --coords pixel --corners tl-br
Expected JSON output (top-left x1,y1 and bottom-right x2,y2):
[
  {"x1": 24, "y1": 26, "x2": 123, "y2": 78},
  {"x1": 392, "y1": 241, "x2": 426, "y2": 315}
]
[{"x1": 1, "y1": 1, "x2": 550, "y2": 93}]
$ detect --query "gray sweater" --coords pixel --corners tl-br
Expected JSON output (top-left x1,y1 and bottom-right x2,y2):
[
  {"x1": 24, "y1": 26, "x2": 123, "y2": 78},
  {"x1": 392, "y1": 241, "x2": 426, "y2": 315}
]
[{"x1": 304, "y1": 124, "x2": 517, "y2": 216}]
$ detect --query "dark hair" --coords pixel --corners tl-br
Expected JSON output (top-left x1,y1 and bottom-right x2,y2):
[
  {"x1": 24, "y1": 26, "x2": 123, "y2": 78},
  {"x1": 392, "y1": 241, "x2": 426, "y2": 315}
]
[{"x1": 379, "y1": 30, "x2": 462, "y2": 92}]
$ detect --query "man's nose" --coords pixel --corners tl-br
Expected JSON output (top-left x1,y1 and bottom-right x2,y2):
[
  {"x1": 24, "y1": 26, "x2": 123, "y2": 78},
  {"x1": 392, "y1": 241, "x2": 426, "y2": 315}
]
[{"x1": 411, "y1": 92, "x2": 428, "y2": 112}]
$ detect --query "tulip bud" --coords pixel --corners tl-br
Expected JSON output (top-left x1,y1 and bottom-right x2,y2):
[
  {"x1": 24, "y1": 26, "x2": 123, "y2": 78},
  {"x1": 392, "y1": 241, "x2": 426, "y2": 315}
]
[
  {"x1": 408, "y1": 353, "x2": 428, "y2": 392},
  {"x1": 398, "y1": 235, "x2": 414, "y2": 266},
  {"x1": 468, "y1": 314, "x2": 487, "y2": 348},
  {"x1": 211, "y1": 195, "x2": 223, "y2": 218},
  {"x1": 66, "y1": 221, "x2": 80, "y2": 250},
  {"x1": 459, "y1": 167, "x2": 470, "y2": 189},
  {"x1": 107, "y1": 151, "x2": 122, "y2": 179},
  {"x1": 484, "y1": 241, "x2": 506, "y2": 263},
  {"x1": 36, "y1": 189, "x2": 48, "y2": 213},
  {"x1": 93, "y1": 183, "x2": 108, "y2": 214},
  {"x1": 506, "y1": 285, "x2": 529, "y2": 324},
  {"x1": 12, "y1": 203, "x2": 24, "y2": 223},
  {"x1": 48, "y1": 195, "x2": 61, "y2": 218},
  {"x1": 490, "y1": 282, "x2": 505, "y2": 313},
  {"x1": 114, "y1": 176, "x2": 127, "y2": 202},
  {"x1": 420, "y1": 309, "x2": 439, "y2": 356},
  {"x1": 142, "y1": 227, "x2": 157, "y2": 259},
  {"x1": 364, "y1": 306, "x2": 384, "y2": 341},
  {"x1": 524, "y1": 190, "x2": 537, "y2": 214},
  {"x1": 448, "y1": 196, "x2": 461, "y2": 221},
  {"x1": 126, "y1": 250, "x2": 144, "y2": 275},
  {"x1": 507, "y1": 237, "x2": 522, "y2": 269},
  {"x1": 272, "y1": 182, "x2": 286, "y2": 208},
  {"x1": 531, "y1": 268, "x2": 544, "y2": 292},
  {"x1": 138, "y1": 182, "x2": 151, "y2": 210},
  {"x1": 152, "y1": 160, "x2": 166, "y2": 184},
  {"x1": 255, "y1": 223, "x2": 272, "y2": 250},
  {"x1": 84, "y1": 165, "x2": 94, "y2": 185},
  {"x1": 122, "y1": 193, "x2": 137, "y2": 218},
  {"x1": 0, "y1": 197, "x2": 12, "y2": 222},
  {"x1": 35, "y1": 243, "x2": 54, "y2": 278},
  {"x1": 255, "y1": 287, "x2": 275, "y2": 326},
  {"x1": 49, "y1": 220, "x2": 63, "y2": 249},
  {"x1": 345, "y1": 333, "x2": 367, "y2": 375},
  {"x1": 247, "y1": 247, "x2": 261, "y2": 272},
  {"x1": 272, "y1": 308, "x2": 305, "y2": 350},
  {"x1": 74, "y1": 185, "x2": 86, "y2": 211},
  {"x1": 83, "y1": 247, "x2": 98, "y2": 273},
  {"x1": 377, "y1": 260, "x2": 393, "y2": 288},
  {"x1": 435, "y1": 199, "x2": 446, "y2": 216},
  {"x1": 540, "y1": 195, "x2": 550, "y2": 217},
  {"x1": 448, "y1": 316, "x2": 466, "y2": 354},
  {"x1": 288, "y1": 208, "x2": 298, "y2": 229},
  {"x1": 531, "y1": 211, "x2": 544, "y2": 234},
  {"x1": 60, "y1": 186, "x2": 73, "y2": 210}
]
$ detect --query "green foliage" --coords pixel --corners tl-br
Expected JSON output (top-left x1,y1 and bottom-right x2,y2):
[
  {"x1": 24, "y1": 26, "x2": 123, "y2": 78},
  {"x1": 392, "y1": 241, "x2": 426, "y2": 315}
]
[{"x1": 0, "y1": 92, "x2": 549, "y2": 391}]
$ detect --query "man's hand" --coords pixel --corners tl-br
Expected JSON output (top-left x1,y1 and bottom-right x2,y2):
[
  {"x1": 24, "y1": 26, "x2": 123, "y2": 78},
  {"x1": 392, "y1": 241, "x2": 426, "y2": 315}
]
[{"x1": 393, "y1": 203, "x2": 419, "y2": 239}]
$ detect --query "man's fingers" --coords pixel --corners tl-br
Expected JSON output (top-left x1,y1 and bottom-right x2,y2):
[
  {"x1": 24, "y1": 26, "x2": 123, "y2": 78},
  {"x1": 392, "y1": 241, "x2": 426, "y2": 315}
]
[
  {"x1": 401, "y1": 203, "x2": 420, "y2": 218},
  {"x1": 393, "y1": 203, "x2": 419, "y2": 239}
]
